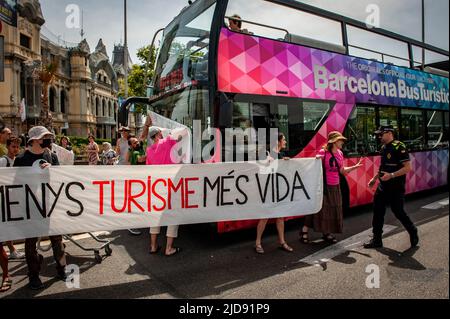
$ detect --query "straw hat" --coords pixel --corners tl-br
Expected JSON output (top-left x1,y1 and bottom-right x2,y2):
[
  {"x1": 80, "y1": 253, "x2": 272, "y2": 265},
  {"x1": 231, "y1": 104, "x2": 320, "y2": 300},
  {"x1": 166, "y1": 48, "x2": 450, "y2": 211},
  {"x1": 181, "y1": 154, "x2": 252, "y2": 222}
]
[{"x1": 327, "y1": 131, "x2": 347, "y2": 144}]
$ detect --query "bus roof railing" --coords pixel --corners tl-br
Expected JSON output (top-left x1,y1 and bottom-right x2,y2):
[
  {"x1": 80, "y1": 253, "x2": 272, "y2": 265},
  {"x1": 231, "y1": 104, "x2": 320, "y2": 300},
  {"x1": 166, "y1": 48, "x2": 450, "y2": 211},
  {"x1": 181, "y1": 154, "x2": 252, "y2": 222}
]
[
  {"x1": 226, "y1": 9, "x2": 449, "y2": 74},
  {"x1": 423, "y1": 66, "x2": 449, "y2": 78},
  {"x1": 286, "y1": 33, "x2": 347, "y2": 55},
  {"x1": 348, "y1": 44, "x2": 417, "y2": 65},
  {"x1": 272, "y1": 0, "x2": 449, "y2": 58},
  {"x1": 225, "y1": 15, "x2": 426, "y2": 68}
]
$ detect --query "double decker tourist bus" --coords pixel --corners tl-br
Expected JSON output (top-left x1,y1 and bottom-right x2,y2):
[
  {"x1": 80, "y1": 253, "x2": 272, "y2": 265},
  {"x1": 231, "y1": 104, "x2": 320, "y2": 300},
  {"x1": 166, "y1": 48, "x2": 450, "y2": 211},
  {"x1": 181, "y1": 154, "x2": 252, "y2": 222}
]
[{"x1": 120, "y1": 0, "x2": 449, "y2": 233}]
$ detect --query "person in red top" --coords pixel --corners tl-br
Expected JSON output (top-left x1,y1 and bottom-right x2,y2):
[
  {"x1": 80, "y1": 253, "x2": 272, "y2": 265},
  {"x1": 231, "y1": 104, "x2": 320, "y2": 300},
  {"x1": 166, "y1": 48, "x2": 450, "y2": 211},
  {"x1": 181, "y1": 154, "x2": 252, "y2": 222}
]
[{"x1": 301, "y1": 132, "x2": 362, "y2": 244}]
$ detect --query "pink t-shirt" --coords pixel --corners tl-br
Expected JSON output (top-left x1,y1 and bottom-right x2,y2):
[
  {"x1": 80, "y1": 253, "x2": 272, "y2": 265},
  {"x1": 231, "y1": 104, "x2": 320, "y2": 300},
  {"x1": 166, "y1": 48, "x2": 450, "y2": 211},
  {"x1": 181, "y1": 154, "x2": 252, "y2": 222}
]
[
  {"x1": 146, "y1": 137, "x2": 178, "y2": 165},
  {"x1": 318, "y1": 149, "x2": 344, "y2": 186}
]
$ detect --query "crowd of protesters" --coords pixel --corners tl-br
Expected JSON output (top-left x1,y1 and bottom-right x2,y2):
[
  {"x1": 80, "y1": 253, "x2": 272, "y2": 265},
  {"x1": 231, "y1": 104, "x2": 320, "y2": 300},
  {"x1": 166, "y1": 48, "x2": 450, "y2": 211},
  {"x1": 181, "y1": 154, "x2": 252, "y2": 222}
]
[{"x1": 0, "y1": 112, "x2": 420, "y2": 292}]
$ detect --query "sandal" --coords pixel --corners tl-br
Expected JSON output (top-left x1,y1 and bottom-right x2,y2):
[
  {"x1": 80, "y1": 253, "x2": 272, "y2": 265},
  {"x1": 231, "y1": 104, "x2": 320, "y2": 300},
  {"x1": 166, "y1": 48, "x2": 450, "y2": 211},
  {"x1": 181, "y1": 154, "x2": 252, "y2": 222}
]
[
  {"x1": 299, "y1": 231, "x2": 310, "y2": 244},
  {"x1": 322, "y1": 234, "x2": 338, "y2": 243},
  {"x1": 0, "y1": 278, "x2": 12, "y2": 293},
  {"x1": 165, "y1": 247, "x2": 181, "y2": 257},
  {"x1": 149, "y1": 246, "x2": 161, "y2": 254},
  {"x1": 279, "y1": 242, "x2": 294, "y2": 253},
  {"x1": 255, "y1": 244, "x2": 265, "y2": 254}
]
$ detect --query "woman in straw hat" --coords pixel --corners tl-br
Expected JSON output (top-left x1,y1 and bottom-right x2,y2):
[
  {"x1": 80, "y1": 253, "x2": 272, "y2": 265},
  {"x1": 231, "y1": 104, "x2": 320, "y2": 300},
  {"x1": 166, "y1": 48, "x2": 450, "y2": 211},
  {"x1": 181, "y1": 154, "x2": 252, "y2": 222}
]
[{"x1": 300, "y1": 132, "x2": 363, "y2": 244}]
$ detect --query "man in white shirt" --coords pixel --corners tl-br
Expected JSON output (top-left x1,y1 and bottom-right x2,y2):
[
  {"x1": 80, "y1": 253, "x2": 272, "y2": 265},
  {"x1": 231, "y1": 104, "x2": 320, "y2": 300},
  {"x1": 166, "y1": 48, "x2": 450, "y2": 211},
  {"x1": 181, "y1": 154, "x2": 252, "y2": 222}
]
[{"x1": 0, "y1": 136, "x2": 26, "y2": 260}]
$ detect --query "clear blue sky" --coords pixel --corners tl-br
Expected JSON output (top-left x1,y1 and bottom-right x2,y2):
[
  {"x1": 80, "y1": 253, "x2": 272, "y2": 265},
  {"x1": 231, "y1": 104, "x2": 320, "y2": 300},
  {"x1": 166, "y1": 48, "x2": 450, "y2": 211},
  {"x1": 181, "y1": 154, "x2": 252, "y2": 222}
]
[{"x1": 40, "y1": 0, "x2": 449, "y2": 64}]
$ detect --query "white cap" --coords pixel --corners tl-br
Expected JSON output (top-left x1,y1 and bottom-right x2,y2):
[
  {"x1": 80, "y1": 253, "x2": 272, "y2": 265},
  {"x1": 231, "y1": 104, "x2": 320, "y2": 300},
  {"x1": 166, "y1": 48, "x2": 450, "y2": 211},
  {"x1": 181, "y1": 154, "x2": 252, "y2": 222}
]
[
  {"x1": 149, "y1": 126, "x2": 162, "y2": 139},
  {"x1": 28, "y1": 126, "x2": 54, "y2": 142}
]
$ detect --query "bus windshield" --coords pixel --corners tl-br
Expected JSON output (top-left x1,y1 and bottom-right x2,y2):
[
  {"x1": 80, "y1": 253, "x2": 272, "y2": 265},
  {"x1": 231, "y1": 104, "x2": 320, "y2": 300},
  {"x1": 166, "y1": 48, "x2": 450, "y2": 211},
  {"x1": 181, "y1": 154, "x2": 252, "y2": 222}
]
[{"x1": 154, "y1": 0, "x2": 216, "y2": 95}]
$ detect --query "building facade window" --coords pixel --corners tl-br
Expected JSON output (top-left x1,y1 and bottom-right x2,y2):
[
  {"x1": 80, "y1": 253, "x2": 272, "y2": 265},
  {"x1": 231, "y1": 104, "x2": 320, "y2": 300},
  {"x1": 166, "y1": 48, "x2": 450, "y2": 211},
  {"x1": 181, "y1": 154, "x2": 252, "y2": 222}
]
[
  {"x1": 49, "y1": 87, "x2": 57, "y2": 112},
  {"x1": 20, "y1": 34, "x2": 31, "y2": 49},
  {"x1": 108, "y1": 101, "x2": 113, "y2": 118},
  {"x1": 96, "y1": 97, "x2": 100, "y2": 116},
  {"x1": 60, "y1": 90, "x2": 67, "y2": 114},
  {"x1": 102, "y1": 99, "x2": 106, "y2": 117}
]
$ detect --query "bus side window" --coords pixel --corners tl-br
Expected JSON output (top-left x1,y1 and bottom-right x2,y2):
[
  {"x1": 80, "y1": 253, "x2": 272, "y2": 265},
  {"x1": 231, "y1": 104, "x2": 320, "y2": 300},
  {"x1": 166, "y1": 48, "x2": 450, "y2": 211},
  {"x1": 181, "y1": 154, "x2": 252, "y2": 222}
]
[
  {"x1": 400, "y1": 109, "x2": 425, "y2": 152},
  {"x1": 427, "y1": 111, "x2": 445, "y2": 149},
  {"x1": 344, "y1": 106, "x2": 377, "y2": 157},
  {"x1": 444, "y1": 112, "x2": 450, "y2": 148}
]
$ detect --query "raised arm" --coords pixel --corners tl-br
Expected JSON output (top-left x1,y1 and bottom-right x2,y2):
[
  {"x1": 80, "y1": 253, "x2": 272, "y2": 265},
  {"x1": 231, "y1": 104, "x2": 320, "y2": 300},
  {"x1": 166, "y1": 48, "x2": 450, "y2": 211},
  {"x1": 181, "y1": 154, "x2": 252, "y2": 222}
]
[{"x1": 140, "y1": 116, "x2": 153, "y2": 142}]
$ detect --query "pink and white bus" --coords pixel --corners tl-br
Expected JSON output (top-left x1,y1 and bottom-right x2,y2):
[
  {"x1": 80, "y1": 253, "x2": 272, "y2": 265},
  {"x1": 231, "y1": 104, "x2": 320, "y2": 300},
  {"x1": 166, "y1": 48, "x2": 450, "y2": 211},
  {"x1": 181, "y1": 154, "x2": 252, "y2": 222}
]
[{"x1": 121, "y1": 0, "x2": 449, "y2": 233}]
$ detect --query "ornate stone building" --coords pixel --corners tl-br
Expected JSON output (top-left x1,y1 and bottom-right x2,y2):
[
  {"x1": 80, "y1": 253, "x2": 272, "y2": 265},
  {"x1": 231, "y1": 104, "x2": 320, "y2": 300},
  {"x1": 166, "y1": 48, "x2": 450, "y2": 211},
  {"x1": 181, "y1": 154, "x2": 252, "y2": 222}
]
[
  {"x1": 0, "y1": 0, "x2": 44, "y2": 135},
  {"x1": 0, "y1": 0, "x2": 125, "y2": 139},
  {"x1": 43, "y1": 38, "x2": 121, "y2": 138}
]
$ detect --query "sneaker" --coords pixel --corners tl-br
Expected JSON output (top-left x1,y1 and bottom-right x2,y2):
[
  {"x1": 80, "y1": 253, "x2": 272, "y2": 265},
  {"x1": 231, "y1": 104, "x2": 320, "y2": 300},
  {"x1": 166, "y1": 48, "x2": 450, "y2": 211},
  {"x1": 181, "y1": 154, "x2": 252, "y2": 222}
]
[
  {"x1": 409, "y1": 229, "x2": 419, "y2": 248},
  {"x1": 8, "y1": 250, "x2": 25, "y2": 260},
  {"x1": 363, "y1": 238, "x2": 383, "y2": 249},
  {"x1": 28, "y1": 277, "x2": 44, "y2": 290}
]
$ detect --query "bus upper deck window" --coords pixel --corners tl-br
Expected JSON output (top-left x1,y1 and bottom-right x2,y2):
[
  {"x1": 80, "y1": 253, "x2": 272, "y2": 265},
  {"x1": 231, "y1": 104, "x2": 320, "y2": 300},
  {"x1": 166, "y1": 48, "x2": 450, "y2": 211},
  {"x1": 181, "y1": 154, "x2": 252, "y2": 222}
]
[{"x1": 225, "y1": 0, "x2": 343, "y2": 46}]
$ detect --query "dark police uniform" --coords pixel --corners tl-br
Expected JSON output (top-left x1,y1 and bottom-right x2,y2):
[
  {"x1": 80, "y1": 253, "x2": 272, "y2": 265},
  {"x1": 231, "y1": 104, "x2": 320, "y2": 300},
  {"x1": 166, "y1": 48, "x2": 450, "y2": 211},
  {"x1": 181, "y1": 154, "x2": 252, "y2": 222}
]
[{"x1": 366, "y1": 127, "x2": 419, "y2": 248}]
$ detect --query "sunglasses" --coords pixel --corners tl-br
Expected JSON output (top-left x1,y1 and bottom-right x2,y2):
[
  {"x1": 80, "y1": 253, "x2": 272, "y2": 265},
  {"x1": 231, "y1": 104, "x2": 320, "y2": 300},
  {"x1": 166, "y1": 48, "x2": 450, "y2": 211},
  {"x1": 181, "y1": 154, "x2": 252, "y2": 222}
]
[{"x1": 230, "y1": 20, "x2": 241, "y2": 27}]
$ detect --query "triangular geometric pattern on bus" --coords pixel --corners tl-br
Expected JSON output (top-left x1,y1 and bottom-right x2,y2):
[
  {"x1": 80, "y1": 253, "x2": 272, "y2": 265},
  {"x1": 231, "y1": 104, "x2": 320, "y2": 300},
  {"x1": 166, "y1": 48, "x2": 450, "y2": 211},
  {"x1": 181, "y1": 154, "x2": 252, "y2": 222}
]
[
  {"x1": 216, "y1": 28, "x2": 448, "y2": 233},
  {"x1": 218, "y1": 28, "x2": 449, "y2": 109}
]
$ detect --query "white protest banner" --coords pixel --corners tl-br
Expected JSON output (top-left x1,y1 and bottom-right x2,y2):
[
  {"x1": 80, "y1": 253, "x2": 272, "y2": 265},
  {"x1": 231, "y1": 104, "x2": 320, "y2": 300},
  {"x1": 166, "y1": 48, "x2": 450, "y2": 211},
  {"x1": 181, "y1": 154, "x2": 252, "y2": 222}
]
[
  {"x1": 0, "y1": 159, "x2": 323, "y2": 242},
  {"x1": 51, "y1": 143, "x2": 75, "y2": 166}
]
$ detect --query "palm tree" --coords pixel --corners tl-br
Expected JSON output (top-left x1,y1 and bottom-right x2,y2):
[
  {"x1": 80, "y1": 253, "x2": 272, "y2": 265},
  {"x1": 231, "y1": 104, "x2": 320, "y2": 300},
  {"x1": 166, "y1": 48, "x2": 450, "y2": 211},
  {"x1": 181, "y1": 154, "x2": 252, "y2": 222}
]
[{"x1": 37, "y1": 58, "x2": 59, "y2": 131}]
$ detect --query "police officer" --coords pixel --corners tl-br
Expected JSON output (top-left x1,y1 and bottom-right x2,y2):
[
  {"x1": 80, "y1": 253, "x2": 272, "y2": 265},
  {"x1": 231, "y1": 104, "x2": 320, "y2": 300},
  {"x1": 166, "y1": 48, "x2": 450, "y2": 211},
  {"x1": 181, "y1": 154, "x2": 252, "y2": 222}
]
[{"x1": 364, "y1": 125, "x2": 419, "y2": 249}]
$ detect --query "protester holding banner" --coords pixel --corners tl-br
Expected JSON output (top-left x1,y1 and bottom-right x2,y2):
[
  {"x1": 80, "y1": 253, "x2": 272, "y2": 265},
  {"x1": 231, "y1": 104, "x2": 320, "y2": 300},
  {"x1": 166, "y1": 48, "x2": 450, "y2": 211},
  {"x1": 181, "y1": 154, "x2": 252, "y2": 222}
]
[
  {"x1": 141, "y1": 113, "x2": 191, "y2": 164},
  {"x1": 146, "y1": 118, "x2": 188, "y2": 256},
  {"x1": 87, "y1": 135, "x2": 100, "y2": 166},
  {"x1": 0, "y1": 244, "x2": 11, "y2": 292},
  {"x1": 52, "y1": 136, "x2": 75, "y2": 166},
  {"x1": 0, "y1": 126, "x2": 16, "y2": 292},
  {"x1": 301, "y1": 132, "x2": 362, "y2": 244},
  {"x1": 255, "y1": 133, "x2": 294, "y2": 254},
  {"x1": 0, "y1": 136, "x2": 26, "y2": 260},
  {"x1": 116, "y1": 127, "x2": 131, "y2": 165},
  {"x1": 13, "y1": 126, "x2": 67, "y2": 290}
]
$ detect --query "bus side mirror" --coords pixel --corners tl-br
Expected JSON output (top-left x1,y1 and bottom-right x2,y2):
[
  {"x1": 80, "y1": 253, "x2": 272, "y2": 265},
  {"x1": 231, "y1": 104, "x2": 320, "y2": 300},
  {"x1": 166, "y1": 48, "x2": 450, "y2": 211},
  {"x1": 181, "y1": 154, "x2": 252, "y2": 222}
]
[
  {"x1": 218, "y1": 101, "x2": 233, "y2": 128},
  {"x1": 118, "y1": 104, "x2": 129, "y2": 128}
]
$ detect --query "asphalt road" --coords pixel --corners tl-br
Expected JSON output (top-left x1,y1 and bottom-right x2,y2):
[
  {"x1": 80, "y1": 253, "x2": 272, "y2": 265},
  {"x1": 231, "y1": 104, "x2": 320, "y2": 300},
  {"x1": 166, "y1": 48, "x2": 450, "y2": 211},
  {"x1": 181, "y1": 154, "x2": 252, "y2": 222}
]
[{"x1": 1, "y1": 188, "x2": 448, "y2": 299}]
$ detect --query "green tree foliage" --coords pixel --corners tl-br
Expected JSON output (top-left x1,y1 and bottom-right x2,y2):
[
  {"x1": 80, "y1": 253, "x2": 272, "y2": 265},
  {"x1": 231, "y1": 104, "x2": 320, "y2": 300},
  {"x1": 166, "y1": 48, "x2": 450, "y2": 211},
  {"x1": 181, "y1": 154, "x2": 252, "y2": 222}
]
[{"x1": 118, "y1": 45, "x2": 157, "y2": 101}]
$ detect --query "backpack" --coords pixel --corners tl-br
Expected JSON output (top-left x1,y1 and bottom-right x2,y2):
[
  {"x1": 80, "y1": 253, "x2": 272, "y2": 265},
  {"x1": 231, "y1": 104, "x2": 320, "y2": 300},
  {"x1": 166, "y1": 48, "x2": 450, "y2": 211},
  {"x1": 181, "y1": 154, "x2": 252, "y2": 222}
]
[
  {"x1": 1, "y1": 155, "x2": 11, "y2": 167},
  {"x1": 43, "y1": 149, "x2": 58, "y2": 165}
]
